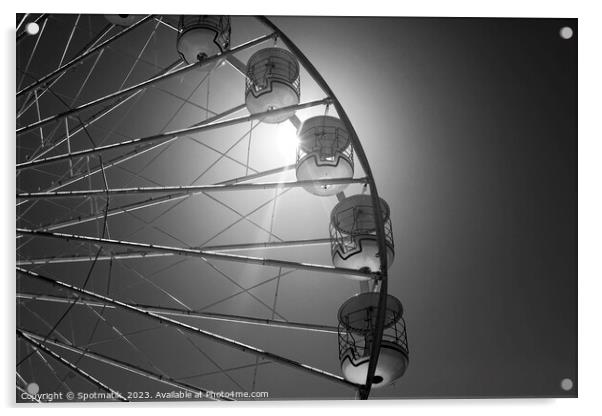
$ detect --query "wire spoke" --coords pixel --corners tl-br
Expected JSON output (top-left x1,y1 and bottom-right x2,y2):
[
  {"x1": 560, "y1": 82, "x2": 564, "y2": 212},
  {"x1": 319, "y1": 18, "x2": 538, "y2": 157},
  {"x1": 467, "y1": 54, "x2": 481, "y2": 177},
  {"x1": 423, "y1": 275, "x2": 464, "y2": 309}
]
[
  {"x1": 17, "y1": 98, "x2": 330, "y2": 168},
  {"x1": 19, "y1": 328, "x2": 227, "y2": 401},
  {"x1": 17, "y1": 15, "x2": 153, "y2": 98},
  {"x1": 17, "y1": 31, "x2": 277, "y2": 135},
  {"x1": 17, "y1": 23, "x2": 115, "y2": 119},
  {"x1": 18, "y1": 268, "x2": 359, "y2": 389},
  {"x1": 17, "y1": 292, "x2": 339, "y2": 333},
  {"x1": 16, "y1": 14, "x2": 49, "y2": 44},
  {"x1": 31, "y1": 344, "x2": 75, "y2": 394},
  {"x1": 178, "y1": 361, "x2": 272, "y2": 381},
  {"x1": 16, "y1": 18, "x2": 48, "y2": 91},
  {"x1": 18, "y1": 228, "x2": 375, "y2": 279},
  {"x1": 18, "y1": 178, "x2": 366, "y2": 199},
  {"x1": 17, "y1": 330, "x2": 128, "y2": 401}
]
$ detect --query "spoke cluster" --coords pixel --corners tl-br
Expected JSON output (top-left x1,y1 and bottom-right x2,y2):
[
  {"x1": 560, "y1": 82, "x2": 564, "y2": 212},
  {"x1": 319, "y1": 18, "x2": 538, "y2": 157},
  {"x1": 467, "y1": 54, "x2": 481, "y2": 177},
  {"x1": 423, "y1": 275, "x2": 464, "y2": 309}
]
[{"x1": 16, "y1": 14, "x2": 391, "y2": 401}]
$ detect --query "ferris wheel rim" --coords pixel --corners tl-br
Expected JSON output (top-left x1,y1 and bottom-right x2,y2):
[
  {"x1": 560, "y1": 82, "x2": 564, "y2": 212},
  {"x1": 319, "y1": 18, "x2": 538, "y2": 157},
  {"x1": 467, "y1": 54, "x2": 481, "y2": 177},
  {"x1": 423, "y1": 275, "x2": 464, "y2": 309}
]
[{"x1": 256, "y1": 16, "x2": 391, "y2": 399}]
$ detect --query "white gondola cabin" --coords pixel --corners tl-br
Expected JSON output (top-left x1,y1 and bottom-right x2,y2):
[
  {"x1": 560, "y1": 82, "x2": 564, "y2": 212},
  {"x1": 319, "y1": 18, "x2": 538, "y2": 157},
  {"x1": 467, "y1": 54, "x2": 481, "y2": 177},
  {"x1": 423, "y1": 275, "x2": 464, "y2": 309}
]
[
  {"x1": 296, "y1": 115, "x2": 354, "y2": 196},
  {"x1": 330, "y1": 194, "x2": 394, "y2": 274},
  {"x1": 245, "y1": 47, "x2": 300, "y2": 124},
  {"x1": 338, "y1": 292, "x2": 409, "y2": 388},
  {"x1": 176, "y1": 15, "x2": 231, "y2": 64}
]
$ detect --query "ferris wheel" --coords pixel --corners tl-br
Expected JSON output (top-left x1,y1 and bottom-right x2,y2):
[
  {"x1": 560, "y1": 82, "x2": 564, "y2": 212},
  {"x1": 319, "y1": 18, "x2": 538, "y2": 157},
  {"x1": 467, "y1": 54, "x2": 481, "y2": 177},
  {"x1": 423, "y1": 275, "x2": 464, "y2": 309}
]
[{"x1": 16, "y1": 14, "x2": 409, "y2": 401}]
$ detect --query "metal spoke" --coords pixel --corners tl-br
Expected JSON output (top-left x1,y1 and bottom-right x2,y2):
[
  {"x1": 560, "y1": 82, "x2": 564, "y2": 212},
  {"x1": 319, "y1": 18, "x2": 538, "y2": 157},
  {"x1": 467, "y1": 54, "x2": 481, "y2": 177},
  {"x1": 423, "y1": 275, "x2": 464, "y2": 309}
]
[
  {"x1": 17, "y1": 15, "x2": 153, "y2": 98},
  {"x1": 152, "y1": 17, "x2": 178, "y2": 32},
  {"x1": 82, "y1": 303, "x2": 171, "y2": 379},
  {"x1": 17, "y1": 330, "x2": 128, "y2": 401},
  {"x1": 219, "y1": 163, "x2": 296, "y2": 185},
  {"x1": 19, "y1": 303, "x2": 73, "y2": 346},
  {"x1": 17, "y1": 32, "x2": 277, "y2": 134},
  {"x1": 16, "y1": 14, "x2": 30, "y2": 31},
  {"x1": 253, "y1": 182, "x2": 283, "y2": 390},
  {"x1": 18, "y1": 178, "x2": 367, "y2": 199},
  {"x1": 179, "y1": 332, "x2": 247, "y2": 391},
  {"x1": 134, "y1": 75, "x2": 289, "y2": 245},
  {"x1": 17, "y1": 228, "x2": 376, "y2": 280},
  {"x1": 106, "y1": 179, "x2": 287, "y2": 247},
  {"x1": 17, "y1": 237, "x2": 332, "y2": 265},
  {"x1": 37, "y1": 22, "x2": 170, "y2": 181},
  {"x1": 23, "y1": 59, "x2": 183, "y2": 164},
  {"x1": 17, "y1": 23, "x2": 115, "y2": 119},
  {"x1": 69, "y1": 48, "x2": 105, "y2": 107},
  {"x1": 18, "y1": 268, "x2": 359, "y2": 389},
  {"x1": 33, "y1": 90, "x2": 43, "y2": 146},
  {"x1": 19, "y1": 329, "x2": 228, "y2": 401},
  {"x1": 17, "y1": 98, "x2": 330, "y2": 169},
  {"x1": 178, "y1": 361, "x2": 272, "y2": 381},
  {"x1": 16, "y1": 101, "x2": 243, "y2": 220},
  {"x1": 114, "y1": 62, "x2": 219, "y2": 193},
  {"x1": 16, "y1": 111, "x2": 239, "y2": 220},
  {"x1": 114, "y1": 260, "x2": 192, "y2": 311},
  {"x1": 82, "y1": 326, "x2": 163, "y2": 349},
  {"x1": 28, "y1": 164, "x2": 294, "y2": 232},
  {"x1": 154, "y1": 86, "x2": 218, "y2": 116},
  {"x1": 30, "y1": 344, "x2": 75, "y2": 394},
  {"x1": 16, "y1": 14, "x2": 49, "y2": 44},
  {"x1": 188, "y1": 135, "x2": 260, "y2": 175},
  {"x1": 118, "y1": 18, "x2": 164, "y2": 91},
  {"x1": 16, "y1": 18, "x2": 48, "y2": 91},
  {"x1": 16, "y1": 371, "x2": 27, "y2": 387},
  {"x1": 201, "y1": 258, "x2": 288, "y2": 321},
  {"x1": 225, "y1": 55, "x2": 247, "y2": 77},
  {"x1": 59, "y1": 15, "x2": 81, "y2": 67},
  {"x1": 197, "y1": 189, "x2": 289, "y2": 247},
  {"x1": 120, "y1": 264, "x2": 193, "y2": 311},
  {"x1": 18, "y1": 292, "x2": 339, "y2": 333}
]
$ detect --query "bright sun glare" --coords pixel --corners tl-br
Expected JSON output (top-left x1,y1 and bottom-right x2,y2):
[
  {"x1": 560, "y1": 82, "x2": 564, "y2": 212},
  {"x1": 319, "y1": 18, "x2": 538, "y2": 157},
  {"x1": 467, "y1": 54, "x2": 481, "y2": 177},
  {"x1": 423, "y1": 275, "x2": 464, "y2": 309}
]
[{"x1": 275, "y1": 122, "x2": 299, "y2": 164}]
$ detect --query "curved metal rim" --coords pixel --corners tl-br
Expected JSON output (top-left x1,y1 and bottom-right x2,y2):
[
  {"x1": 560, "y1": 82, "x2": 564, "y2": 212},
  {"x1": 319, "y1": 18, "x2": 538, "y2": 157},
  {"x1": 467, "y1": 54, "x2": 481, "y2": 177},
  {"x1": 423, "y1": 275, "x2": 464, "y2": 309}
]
[{"x1": 257, "y1": 16, "x2": 391, "y2": 400}]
